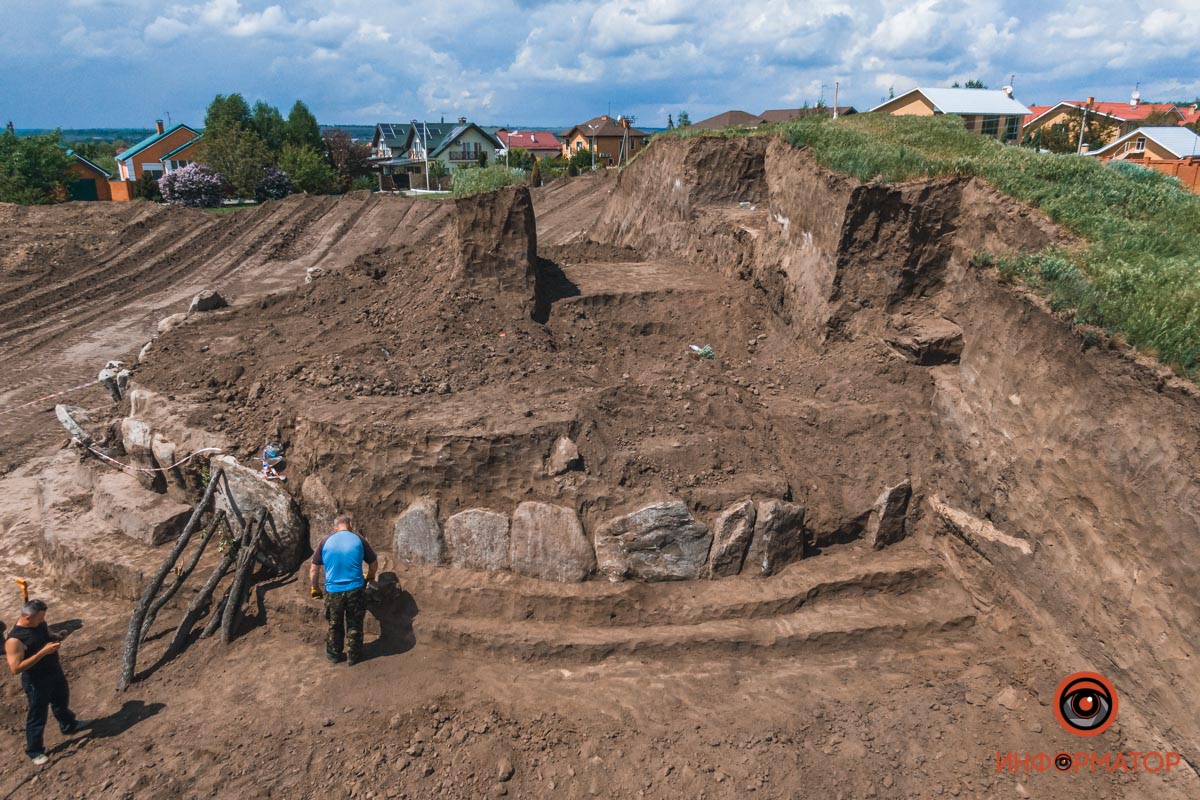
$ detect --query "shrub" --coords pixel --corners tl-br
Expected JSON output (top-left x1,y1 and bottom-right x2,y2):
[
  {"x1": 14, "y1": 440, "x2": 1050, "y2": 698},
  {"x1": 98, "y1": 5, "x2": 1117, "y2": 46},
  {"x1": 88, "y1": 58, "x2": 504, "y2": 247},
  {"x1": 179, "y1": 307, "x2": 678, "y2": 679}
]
[
  {"x1": 476, "y1": 150, "x2": 489, "y2": 168},
  {"x1": 255, "y1": 166, "x2": 293, "y2": 201},
  {"x1": 160, "y1": 163, "x2": 226, "y2": 208},
  {"x1": 136, "y1": 170, "x2": 163, "y2": 201},
  {"x1": 350, "y1": 175, "x2": 376, "y2": 192},
  {"x1": 451, "y1": 164, "x2": 525, "y2": 197},
  {"x1": 529, "y1": 158, "x2": 542, "y2": 188}
]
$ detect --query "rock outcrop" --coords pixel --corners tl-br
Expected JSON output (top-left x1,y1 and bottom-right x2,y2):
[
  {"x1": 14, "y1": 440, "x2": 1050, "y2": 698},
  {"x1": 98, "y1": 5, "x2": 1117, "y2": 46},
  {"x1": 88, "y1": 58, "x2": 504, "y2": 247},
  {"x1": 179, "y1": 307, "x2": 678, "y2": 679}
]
[
  {"x1": 509, "y1": 502, "x2": 595, "y2": 582},
  {"x1": 444, "y1": 508, "x2": 510, "y2": 571},
  {"x1": 705, "y1": 498, "x2": 757, "y2": 578},
  {"x1": 546, "y1": 436, "x2": 583, "y2": 476},
  {"x1": 866, "y1": 480, "x2": 913, "y2": 549},
  {"x1": 595, "y1": 501, "x2": 712, "y2": 582},
  {"x1": 211, "y1": 455, "x2": 308, "y2": 572},
  {"x1": 745, "y1": 500, "x2": 806, "y2": 576},
  {"x1": 394, "y1": 498, "x2": 445, "y2": 566}
]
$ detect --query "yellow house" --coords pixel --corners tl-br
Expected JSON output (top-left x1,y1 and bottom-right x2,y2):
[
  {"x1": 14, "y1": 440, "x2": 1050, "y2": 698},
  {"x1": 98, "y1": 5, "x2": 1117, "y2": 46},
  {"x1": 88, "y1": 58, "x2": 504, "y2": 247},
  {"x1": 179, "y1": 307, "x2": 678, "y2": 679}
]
[
  {"x1": 870, "y1": 88, "x2": 1030, "y2": 142},
  {"x1": 560, "y1": 115, "x2": 647, "y2": 166}
]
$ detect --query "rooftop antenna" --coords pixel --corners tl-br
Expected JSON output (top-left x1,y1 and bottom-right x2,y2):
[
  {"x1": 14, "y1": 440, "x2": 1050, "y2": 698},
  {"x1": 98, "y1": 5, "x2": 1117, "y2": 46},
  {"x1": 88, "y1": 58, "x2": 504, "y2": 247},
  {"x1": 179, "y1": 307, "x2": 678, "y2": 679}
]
[
  {"x1": 164, "y1": 111, "x2": 172, "y2": 126},
  {"x1": 1131, "y1": 82, "x2": 1141, "y2": 108}
]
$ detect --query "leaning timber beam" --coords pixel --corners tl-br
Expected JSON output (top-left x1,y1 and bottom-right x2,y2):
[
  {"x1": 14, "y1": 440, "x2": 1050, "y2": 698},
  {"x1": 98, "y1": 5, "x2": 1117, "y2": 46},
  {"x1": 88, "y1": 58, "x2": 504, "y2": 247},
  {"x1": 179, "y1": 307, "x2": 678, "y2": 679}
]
[{"x1": 117, "y1": 468, "x2": 223, "y2": 691}]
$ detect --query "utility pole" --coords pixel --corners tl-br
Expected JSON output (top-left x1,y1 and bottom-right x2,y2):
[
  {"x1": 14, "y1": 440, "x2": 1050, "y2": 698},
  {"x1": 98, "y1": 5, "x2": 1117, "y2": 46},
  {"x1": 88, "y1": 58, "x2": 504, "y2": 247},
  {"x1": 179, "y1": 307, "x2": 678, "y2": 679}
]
[
  {"x1": 833, "y1": 82, "x2": 839, "y2": 118},
  {"x1": 1077, "y1": 100, "x2": 1091, "y2": 155}
]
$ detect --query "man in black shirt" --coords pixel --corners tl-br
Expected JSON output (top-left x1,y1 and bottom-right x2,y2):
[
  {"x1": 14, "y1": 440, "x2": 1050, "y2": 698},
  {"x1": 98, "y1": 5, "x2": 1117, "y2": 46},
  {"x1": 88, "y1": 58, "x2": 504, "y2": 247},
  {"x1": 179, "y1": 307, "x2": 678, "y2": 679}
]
[{"x1": 5, "y1": 599, "x2": 89, "y2": 765}]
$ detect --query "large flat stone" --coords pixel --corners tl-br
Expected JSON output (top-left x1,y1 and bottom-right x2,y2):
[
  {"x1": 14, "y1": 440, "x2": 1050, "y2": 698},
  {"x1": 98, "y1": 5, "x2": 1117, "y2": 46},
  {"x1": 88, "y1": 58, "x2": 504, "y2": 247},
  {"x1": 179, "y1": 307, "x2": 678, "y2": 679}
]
[
  {"x1": 211, "y1": 455, "x2": 308, "y2": 572},
  {"x1": 595, "y1": 500, "x2": 712, "y2": 582},
  {"x1": 394, "y1": 498, "x2": 445, "y2": 566},
  {"x1": 706, "y1": 498, "x2": 757, "y2": 578},
  {"x1": 120, "y1": 417, "x2": 165, "y2": 492},
  {"x1": 444, "y1": 508, "x2": 510, "y2": 571},
  {"x1": 93, "y1": 470, "x2": 193, "y2": 546},
  {"x1": 509, "y1": 502, "x2": 595, "y2": 583},
  {"x1": 745, "y1": 500, "x2": 807, "y2": 576},
  {"x1": 866, "y1": 480, "x2": 912, "y2": 549}
]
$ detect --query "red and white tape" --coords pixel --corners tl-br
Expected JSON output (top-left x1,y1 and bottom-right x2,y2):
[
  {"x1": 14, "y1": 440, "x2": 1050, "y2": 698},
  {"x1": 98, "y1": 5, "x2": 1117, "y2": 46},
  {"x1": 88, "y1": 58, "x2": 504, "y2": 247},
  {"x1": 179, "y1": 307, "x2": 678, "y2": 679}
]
[
  {"x1": 75, "y1": 440, "x2": 223, "y2": 475},
  {"x1": 0, "y1": 379, "x2": 105, "y2": 417}
]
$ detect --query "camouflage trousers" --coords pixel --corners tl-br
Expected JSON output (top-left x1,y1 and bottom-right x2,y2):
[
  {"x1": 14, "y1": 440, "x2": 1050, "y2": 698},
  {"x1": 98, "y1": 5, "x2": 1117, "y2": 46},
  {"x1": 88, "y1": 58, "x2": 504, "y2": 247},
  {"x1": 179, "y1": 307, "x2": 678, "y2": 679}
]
[{"x1": 324, "y1": 587, "x2": 367, "y2": 661}]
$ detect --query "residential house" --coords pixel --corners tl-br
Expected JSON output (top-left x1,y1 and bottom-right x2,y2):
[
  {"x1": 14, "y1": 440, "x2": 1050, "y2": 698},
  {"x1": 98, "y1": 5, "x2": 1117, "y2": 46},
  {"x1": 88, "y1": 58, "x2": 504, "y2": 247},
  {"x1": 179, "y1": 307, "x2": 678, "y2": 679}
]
[
  {"x1": 870, "y1": 88, "x2": 1030, "y2": 142},
  {"x1": 371, "y1": 118, "x2": 503, "y2": 190},
  {"x1": 689, "y1": 110, "x2": 760, "y2": 130},
  {"x1": 161, "y1": 135, "x2": 202, "y2": 173},
  {"x1": 684, "y1": 106, "x2": 860, "y2": 132},
  {"x1": 757, "y1": 107, "x2": 857, "y2": 123},
  {"x1": 1023, "y1": 96, "x2": 1188, "y2": 147},
  {"x1": 495, "y1": 129, "x2": 562, "y2": 160},
  {"x1": 1088, "y1": 126, "x2": 1200, "y2": 193},
  {"x1": 61, "y1": 149, "x2": 112, "y2": 201},
  {"x1": 115, "y1": 120, "x2": 201, "y2": 181},
  {"x1": 561, "y1": 115, "x2": 647, "y2": 166}
]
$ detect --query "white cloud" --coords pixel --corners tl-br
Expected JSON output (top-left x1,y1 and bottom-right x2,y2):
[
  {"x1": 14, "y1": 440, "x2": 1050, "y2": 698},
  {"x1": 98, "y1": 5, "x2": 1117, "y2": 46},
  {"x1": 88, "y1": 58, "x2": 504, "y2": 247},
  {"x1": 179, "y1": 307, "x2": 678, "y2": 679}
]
[{"x1": 145, "y1": 16, "x2": 189, "y2": 44}]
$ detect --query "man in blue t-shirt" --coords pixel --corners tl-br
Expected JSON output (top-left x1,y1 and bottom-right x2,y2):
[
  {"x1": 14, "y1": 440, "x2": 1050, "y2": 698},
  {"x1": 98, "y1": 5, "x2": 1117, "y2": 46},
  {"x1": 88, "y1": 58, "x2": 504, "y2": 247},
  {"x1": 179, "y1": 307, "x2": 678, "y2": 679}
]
[{"x1": 310, "y1": 514, "x2": 378, "y2": 666}]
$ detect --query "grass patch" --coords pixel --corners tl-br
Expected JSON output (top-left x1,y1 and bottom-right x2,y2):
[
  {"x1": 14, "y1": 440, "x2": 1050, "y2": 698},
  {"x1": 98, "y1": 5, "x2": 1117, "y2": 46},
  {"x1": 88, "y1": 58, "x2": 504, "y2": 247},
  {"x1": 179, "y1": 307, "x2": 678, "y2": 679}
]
[
  {"x1": 204, "y1": 205, "x2": 256, "y2": 215},
  {"x1": 656, "y1": 115, "x2": 1200, "y2": 376},
  {"x1": 451, "y1": 164, "x2": 527, "y2": 198}
]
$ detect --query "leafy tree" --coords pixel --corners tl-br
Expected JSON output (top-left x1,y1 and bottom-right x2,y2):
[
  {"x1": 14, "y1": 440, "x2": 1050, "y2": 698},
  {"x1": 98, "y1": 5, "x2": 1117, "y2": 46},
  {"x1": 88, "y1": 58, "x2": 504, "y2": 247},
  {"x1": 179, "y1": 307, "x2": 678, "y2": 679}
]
[
  {"x1": 667, "y1": 114, "x2": 674, "y2": 130},
  {"x1": 279, "y1": 144, "x2": 338, "y2": 194},
  {"x1": 1024, "y1": 108, "x2": 1120, "y2": 154},
  {"x1": 965, "y1": 79, "x2": 988, "y2": 89},
  {"x1": 323, "y1": 129, "x2": 371, "y2": 190},
  {"x1": 528, "y1": 157, "x2": 542, "y2": 187},
  {"x1": 567, "y1": 147, "x2": 595, "y2": 172},
  {"x1": 888, "y1": 86, "x2": 895, "y2": 99},
  {"x1": 160, "y1": 163, "x2": 226, "y2": 207},
  {"x1": 567, "y1": 162, "x2": 579, "y2": 177},
  {"x1": 199, "y1": 126, "x2": 275, "y2": 198},
  {"x1": 284, "y1": 101, "x2": 323, "y2": 151},
  {"x1": 677, "y1": 110, "x2": 691, "y2": 127},
  {"x1": 251, "y1": 101, "x2": 287, "y2": 151},
  {"x1": 135, "y1": 170, "x2": 163, "y2": 201},
  {"x1": 1129, "y1": 109, "x2": 1183, "y2": 130},
  {"x1": 255, "y1": 166, "x2": 293, "y2": 201},
  {"x1": 504, "y1": 146, "x2": 533, "y2": 171},
  {"x1": 204, "y1": 93, "x2": 253, "y2": 136},
  {"x1": 0, "y1": 128, "x2": 75, "y2": 204}
]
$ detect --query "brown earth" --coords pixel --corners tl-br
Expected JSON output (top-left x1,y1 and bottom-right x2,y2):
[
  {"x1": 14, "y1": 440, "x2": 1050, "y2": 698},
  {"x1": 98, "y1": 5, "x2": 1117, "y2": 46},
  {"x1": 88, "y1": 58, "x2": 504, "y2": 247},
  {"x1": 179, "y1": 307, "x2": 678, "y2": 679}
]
[{"x1": 0, "y1": 134, "x2": 1198, "y2": 799}]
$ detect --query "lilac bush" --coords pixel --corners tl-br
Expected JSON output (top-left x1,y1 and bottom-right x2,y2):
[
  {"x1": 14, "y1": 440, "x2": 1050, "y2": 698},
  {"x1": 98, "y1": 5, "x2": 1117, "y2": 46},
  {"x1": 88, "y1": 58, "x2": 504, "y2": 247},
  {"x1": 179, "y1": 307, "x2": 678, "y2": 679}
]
[
  {"x1": 159, "y1": 163, "x2": 227, "y2": 208},
  {"x1": 256, "y1": 166, "x2": 294, "y2": 201}
]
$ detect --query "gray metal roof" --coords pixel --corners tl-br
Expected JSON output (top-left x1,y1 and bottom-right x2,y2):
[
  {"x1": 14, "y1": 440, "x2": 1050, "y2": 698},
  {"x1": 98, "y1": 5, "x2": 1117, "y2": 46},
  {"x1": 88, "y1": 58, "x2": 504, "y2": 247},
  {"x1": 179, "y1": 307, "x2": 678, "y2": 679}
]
[
  {"x1": 874, "y1": 88, "x2": 1030, "y2": 116},
  {"x1": 1089, "y1": 126, "x2": 1200, "y2": 158}
]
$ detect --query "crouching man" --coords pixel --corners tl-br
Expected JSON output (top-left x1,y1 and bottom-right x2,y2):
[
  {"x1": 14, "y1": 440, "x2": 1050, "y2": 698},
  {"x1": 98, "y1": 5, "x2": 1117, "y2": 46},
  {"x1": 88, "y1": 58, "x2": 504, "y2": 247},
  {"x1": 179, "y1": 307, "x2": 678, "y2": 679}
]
[
  {"x1": 310, "y1": 514, "x2": 377, "y2": 666},
  {"x1": 5, "y1": 599, "x2": 89, "y2": 765}
]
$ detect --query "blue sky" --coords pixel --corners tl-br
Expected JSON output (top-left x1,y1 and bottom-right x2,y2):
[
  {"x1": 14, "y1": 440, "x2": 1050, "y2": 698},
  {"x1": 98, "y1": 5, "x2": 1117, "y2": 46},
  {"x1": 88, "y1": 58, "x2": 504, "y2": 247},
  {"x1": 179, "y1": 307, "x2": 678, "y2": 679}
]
[{"x1": 3, "y1": 0, "x2": 1198, "y2": 129}]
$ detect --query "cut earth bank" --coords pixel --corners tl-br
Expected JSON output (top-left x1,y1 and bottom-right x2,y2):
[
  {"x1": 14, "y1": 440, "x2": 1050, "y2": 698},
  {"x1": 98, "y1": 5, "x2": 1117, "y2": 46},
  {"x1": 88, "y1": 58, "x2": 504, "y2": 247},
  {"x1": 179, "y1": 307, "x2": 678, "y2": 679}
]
[{"x1": 3, "y1": 133, "x2": 1199, "y2": 797}]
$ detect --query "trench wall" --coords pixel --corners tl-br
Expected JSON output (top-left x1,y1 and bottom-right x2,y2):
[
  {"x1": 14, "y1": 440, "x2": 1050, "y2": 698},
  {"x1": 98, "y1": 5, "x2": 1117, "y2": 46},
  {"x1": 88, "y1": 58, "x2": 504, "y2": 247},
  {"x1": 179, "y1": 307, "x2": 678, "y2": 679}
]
[{"x1": 597, "y1": 134, "x2": 1200, "y2": 759}]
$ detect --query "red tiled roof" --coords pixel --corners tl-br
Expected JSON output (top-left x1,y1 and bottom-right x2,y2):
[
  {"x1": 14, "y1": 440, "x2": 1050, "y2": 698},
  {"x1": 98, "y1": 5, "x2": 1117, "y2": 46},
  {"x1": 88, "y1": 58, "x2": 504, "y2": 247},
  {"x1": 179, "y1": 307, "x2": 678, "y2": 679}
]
[
  {"x1": 564, "y1": 115, "x2": 647, "y2": 139},
  {"x1": 1035, "y1": 101, "x2": 1184, "y2": 123},
  {"x1": 497, "y1": 130, "x2": 561, "y2": 150},
  {"x1": 1182, "y1": 106, "x2": 1200, "y2": 125},
  {"x1": 1023, "y1": 105, "x2": 1053, "y2": 124}
]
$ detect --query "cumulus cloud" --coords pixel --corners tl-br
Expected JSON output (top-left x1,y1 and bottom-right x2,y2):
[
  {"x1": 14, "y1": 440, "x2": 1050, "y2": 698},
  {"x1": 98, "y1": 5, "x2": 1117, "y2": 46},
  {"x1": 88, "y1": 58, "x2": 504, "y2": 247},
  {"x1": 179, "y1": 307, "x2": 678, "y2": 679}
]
[{"x1": 4, "y1": 0, "x2": 1199, "y2": 128}]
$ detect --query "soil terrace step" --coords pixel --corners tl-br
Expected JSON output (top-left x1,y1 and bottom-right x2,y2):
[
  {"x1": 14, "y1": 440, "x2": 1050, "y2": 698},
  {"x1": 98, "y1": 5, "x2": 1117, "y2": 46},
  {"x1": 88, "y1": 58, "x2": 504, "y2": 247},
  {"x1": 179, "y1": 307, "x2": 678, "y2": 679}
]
[
  {"x1": 402, "y1": 540, "x2": 946, "y2": 627},
  {"x1": 418, "y1": 576, "x2": 975, "y2": 663},
  {"x1": 559, "y1": 260, "x2": 711, "y2": 300}
]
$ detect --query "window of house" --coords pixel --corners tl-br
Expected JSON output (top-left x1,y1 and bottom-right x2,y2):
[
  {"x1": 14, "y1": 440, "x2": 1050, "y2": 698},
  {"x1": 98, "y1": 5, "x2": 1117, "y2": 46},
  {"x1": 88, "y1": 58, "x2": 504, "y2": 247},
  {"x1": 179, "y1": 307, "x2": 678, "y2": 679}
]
[
  {"x1": 981, "y1": 116, "x2": 1000, "y2": 138},
  {"x1": 1135, "y1": 137, "x2": 1146, "y2": 151},
  {"x1": 576, "y1": 141, "x2": 583, "y2": 151},
  {"x1": 1004, "y1": 116, "x2": 1019, "y2": 141}
]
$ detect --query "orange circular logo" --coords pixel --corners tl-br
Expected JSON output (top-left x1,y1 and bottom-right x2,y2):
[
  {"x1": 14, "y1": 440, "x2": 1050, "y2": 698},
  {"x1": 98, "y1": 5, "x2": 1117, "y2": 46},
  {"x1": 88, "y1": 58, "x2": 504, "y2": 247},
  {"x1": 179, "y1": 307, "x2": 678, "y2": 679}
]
[{"x1": 1054, "y1": 672, "x2": 1118, "y2": 737}]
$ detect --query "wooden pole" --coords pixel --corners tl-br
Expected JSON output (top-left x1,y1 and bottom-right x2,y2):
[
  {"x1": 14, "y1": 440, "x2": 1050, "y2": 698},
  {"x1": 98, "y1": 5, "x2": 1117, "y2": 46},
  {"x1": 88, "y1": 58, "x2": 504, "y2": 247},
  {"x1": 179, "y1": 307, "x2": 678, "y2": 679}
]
[
  {"x1": 118, "y1": 469, "x2": 223, "y2": 691},
  {"x1": 220, "y1": 508, "x2": 268, "y2": 644},
  {"x1": 165, "y1": 514, "x2": 240, "y2": 658},
  {"x1": 139, "y1": 510, "x2": 225, "y2": 643}
]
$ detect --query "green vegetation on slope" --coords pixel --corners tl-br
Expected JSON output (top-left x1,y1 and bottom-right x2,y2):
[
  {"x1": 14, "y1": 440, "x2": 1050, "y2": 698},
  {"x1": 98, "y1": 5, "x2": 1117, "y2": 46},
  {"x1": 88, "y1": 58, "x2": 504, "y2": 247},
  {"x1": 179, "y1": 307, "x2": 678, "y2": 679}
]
[
  {"x1": 659, "y1": 114, "x2": 1200, "y2": 377},
  {"x1": 451, "y1": 164, "x2": 526, "y2": 197}
]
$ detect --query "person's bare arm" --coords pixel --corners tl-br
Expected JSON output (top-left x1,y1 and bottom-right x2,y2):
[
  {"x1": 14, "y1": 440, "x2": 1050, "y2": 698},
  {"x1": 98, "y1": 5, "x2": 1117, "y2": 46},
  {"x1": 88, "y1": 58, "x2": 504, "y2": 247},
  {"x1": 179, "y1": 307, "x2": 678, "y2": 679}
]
[
  {"x1": 5, "y1": 637, "x2": 59, "y2": 675},
  {"x1": 365, "y1": 559, "x2": 377, "y2": 582},
  {"x1": 309, "y1": 562, "x2": 321, "y2": 590}
]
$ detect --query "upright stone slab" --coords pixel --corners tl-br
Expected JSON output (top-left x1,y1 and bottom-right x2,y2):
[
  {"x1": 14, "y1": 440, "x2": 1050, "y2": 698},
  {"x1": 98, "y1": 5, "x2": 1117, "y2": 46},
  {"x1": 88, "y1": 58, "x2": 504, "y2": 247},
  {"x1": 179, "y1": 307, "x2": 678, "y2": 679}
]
[
  {"x1": 120, "y1": 417, "x2": 165, "y2": 492},
  {"x1": 509, "y1": 502, "x2": 595, "y2": 582},
  {"x1": 866, "y1": 480, "x2": 913, "y2": 549},
  {"x1": 595, "y1": 500, "x2": 712, "y2": 582},
  {"x1": 394, "y1": 498, "x2": 445, "y2": 566},
  {"x1": 211, "y1": 455, "x2": 308, "y2": 572},
  {"x1": 705, "y1": 498, "x2": 757, "y2": 578},
  {"x1": 745, "y1": 500, "x2": 806, "y2": 577},
  {"x1": 444, "y1": 508, "x2": 510, "y2": 571}
]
